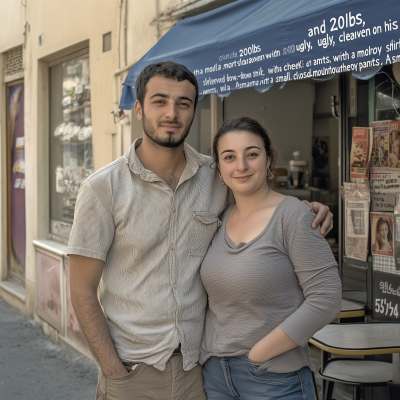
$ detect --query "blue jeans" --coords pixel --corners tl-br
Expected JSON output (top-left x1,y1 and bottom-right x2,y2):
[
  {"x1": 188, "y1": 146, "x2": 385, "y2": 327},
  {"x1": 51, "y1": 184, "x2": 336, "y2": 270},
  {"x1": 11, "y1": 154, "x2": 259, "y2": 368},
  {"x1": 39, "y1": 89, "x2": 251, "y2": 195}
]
[{"x1": 203, "y1": 354, "x2": 315, "y2": 400}]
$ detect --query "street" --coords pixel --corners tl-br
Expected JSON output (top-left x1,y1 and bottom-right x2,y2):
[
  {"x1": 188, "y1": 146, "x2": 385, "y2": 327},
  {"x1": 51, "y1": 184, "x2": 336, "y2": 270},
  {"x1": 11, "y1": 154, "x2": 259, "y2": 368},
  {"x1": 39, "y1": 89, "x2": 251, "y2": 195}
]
[{"x1": 0, "y1": 298, "x2": 97, "y2": 400}]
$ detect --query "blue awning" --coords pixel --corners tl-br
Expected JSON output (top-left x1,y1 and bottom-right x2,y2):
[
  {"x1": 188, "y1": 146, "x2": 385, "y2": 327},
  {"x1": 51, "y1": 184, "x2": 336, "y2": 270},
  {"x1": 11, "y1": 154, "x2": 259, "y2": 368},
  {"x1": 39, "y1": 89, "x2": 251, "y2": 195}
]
[{"x1": 120, "y1": 0, "x2": 400, "y2": 109}]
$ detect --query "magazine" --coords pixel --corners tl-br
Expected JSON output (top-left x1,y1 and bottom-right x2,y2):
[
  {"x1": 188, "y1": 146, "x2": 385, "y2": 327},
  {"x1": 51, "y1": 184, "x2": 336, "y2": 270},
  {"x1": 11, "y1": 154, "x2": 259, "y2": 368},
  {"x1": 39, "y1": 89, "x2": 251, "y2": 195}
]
[
  {"x1": 370, "y1": 121, "x2": 390, "y2": 172},
  {"x1": 343, "y1": 182, "x2": 370, "y2": 261},
  {"x1": 371, "y1": 212, "x2": 394, "y2": 258},
  {"x1": 350, "y1": 127, "x2": 372, "y2": 179},
  {"x1": 370, "y1": 120, "x2": 400, "y2": 172}
]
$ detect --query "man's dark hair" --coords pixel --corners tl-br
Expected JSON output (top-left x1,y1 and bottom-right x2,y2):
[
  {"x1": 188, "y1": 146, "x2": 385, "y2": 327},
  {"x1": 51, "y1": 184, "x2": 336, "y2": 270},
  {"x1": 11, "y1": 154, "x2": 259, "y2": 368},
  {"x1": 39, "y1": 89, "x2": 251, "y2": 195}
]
[{"x1": 135, "y1": 61, "x2": 199, "y2": 110}]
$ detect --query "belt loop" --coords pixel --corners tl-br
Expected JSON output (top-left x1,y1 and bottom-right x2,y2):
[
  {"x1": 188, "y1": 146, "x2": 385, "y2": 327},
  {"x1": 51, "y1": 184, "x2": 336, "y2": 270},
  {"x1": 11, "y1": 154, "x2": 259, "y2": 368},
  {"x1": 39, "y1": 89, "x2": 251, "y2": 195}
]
[{"x1": 220, "y1": 357, "x2": 239, "y2": 398}]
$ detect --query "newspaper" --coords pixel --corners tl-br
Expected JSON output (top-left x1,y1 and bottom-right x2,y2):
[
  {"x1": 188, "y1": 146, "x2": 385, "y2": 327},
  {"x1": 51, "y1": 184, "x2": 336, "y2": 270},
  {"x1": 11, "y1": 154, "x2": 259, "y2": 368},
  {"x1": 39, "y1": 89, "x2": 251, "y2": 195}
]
[
  {"x1": 371, "y1": 212, "x2": 394, "y2": 258},
  {"x1": 350, "y1": 127, "x2": 372, "y2": 179},
  {"x1": 343, "y1": 182, "x2": 370, "y2": 261}
]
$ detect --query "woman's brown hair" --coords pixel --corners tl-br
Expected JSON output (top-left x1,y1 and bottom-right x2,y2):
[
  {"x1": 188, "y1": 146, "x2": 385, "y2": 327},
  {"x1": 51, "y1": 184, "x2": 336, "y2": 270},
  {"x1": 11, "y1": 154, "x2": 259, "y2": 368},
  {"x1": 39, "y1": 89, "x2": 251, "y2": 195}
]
[{"x1": 212, "y1": 116, "x2": 277, "y2": 183}]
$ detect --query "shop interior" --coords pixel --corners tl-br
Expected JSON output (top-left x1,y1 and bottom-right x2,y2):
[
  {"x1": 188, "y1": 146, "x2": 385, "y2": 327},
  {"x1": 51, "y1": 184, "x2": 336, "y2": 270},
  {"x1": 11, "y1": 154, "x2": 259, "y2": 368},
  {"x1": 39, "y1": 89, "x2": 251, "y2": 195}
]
[{"x1": 187, "y1": 78, "x2": 340, "y2": 259}]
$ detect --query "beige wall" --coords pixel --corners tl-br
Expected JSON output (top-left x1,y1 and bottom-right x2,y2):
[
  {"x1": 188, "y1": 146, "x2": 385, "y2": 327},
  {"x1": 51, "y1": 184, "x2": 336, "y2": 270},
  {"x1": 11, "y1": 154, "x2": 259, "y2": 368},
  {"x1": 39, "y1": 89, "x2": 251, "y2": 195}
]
[
  {"x1": 0, "y1": 1, "x2": 25, "y2": 53},
  {"x1": 0, "y1": 0, "x2": 183, "y2": 317}
]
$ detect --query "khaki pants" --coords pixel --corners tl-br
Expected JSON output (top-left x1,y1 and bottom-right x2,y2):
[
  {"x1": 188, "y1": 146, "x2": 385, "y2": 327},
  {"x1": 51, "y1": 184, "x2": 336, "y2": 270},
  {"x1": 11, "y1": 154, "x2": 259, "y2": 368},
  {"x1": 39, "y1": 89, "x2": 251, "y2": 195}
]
[{"x1": 96, "y1": 354, "x2": 206, "y2": 400}]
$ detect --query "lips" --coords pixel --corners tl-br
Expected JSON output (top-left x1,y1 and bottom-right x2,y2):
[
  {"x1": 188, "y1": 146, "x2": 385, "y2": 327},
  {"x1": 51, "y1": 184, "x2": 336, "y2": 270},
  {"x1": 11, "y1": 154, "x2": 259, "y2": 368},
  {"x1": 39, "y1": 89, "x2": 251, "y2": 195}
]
[
  {"x1": 160, "y1": 124, "x2": 180, "y2": 129},
  {"x1": 159, "y1": 121, "x2": 182, "y2": 129},
  {"x1": 233, "y1": 175, "x2": 252, "y2": 182}
]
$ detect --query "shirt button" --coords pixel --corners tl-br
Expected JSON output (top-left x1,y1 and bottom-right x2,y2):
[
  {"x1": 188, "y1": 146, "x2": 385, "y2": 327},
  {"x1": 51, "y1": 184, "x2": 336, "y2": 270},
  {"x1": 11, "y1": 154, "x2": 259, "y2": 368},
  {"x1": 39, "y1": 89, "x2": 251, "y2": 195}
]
[
  {"x1": 170, "y1": 245, "x2": 175, "y2": 250},
  {"x1": 178, "y1": 317, "x2": 181, "y2": 322},
  {"x1": 173, "y1": 283, "x2": 177, "y2": 289},
  {"x1": 169, "y1": 348, "x2": 173, "y2": 352},
  {"x1": 172, "y1": 207, "x2": 176, "y2": 212}
]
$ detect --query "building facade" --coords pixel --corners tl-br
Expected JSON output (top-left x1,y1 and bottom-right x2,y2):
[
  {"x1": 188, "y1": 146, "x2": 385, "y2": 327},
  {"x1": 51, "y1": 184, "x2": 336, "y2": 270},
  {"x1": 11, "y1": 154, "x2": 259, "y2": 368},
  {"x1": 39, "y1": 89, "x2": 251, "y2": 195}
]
[{"x1": 0, "y1": 0, "x2": 230, "y2": 356}]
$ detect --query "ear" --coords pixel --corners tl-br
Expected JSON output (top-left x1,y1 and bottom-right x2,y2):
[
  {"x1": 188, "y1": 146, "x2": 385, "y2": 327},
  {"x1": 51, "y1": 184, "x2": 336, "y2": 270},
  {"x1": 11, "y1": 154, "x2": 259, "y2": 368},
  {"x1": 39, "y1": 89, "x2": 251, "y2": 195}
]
[{"x1": 134, "y1": 100, "x2": 143, "y2": 121}]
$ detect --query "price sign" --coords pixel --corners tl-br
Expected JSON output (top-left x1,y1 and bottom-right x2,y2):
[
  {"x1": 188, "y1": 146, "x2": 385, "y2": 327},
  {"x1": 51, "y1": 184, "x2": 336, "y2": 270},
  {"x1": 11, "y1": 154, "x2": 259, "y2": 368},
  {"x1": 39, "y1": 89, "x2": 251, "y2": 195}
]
[{"x1": 373, "y1": 271, "x2": 400, "y2": 321}]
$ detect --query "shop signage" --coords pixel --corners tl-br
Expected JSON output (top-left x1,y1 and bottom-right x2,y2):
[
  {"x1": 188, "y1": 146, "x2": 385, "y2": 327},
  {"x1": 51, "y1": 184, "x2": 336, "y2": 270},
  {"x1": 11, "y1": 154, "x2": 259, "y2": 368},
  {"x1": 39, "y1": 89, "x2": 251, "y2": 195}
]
[
  {"x1": 121, "y1": 0, "x2": 400, "y2": 108},
  {"x1": 373, "y1": 270, "x2": 400, "y2": 321}
]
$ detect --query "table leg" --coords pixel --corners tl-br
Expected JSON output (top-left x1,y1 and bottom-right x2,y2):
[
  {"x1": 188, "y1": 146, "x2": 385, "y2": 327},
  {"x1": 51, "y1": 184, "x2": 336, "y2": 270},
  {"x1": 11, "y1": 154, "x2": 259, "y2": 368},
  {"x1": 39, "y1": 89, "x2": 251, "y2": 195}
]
[
  {"x1": 394, "y1": 353, "x2": 400, "y2": 384},
  {"x1": 321, "y1": 350, "x2": 329, "y2": 400}
]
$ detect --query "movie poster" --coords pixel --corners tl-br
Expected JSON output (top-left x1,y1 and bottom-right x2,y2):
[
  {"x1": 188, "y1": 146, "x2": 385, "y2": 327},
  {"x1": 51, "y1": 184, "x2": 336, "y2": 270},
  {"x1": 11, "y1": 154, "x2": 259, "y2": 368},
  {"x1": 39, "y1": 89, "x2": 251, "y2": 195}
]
[
  {"x1": 350, "y1": 127, "x2": 372, "y2": 179},
  {"x1": 370, "y1": 121, "x2": 389, "y2": 172},
  {"x1": 371, "y1": 212, "x2": 394, "y2": 258}
]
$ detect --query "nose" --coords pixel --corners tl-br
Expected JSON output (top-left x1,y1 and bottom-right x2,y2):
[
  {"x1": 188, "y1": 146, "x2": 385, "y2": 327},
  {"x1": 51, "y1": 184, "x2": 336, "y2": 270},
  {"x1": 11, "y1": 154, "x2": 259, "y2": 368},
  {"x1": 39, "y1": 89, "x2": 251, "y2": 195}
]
[
  {"x1": 236, "y1": 155, "x2": 248, "y2": 172},
  {"x1": 164, "y1": 102, "x2": 178, "y2": 120}
]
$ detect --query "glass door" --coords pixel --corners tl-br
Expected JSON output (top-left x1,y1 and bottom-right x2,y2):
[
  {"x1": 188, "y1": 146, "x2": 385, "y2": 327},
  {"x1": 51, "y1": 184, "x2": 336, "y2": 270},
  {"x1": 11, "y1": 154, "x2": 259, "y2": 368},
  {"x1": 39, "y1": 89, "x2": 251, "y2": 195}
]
[{"x1": 6, "y1": 81, "x2": 26, "y2": 286}]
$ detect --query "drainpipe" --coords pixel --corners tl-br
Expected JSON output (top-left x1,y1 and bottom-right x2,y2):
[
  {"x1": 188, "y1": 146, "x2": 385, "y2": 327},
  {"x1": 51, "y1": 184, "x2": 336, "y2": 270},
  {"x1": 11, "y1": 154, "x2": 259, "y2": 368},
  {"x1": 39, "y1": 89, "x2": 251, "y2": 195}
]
[{"x1": 112, "y1": 0, "x2": 132, "y2": 158}]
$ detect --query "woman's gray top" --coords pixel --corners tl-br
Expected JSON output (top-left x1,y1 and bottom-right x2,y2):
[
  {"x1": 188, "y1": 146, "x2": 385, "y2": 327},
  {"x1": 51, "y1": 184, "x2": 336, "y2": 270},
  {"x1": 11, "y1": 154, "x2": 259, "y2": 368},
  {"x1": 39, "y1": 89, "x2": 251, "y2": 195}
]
[{"x1": 199, "y1": 196, "x2": 342, "y2": 373}]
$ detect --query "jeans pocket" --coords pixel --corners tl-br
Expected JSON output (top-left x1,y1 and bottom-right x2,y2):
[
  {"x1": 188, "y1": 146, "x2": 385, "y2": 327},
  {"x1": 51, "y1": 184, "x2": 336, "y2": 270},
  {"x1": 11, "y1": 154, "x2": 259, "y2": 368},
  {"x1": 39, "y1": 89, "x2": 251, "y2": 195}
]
[
  {"x1": 97, "y1": 364, "x2": 144, "y2": 400},
  {"x1": 104, "y1": 363, "x2": 142, "y2": 382},
  {"x1": 247, "y1": 365, "x2": 299, "y2": 386}
]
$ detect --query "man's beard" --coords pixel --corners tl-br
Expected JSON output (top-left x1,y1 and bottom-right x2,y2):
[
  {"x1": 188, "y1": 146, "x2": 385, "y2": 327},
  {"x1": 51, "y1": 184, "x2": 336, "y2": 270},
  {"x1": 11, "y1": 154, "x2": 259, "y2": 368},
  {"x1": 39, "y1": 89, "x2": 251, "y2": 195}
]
[{"x1": 142, "y1": 111, "x2": 194, "y2": 149}]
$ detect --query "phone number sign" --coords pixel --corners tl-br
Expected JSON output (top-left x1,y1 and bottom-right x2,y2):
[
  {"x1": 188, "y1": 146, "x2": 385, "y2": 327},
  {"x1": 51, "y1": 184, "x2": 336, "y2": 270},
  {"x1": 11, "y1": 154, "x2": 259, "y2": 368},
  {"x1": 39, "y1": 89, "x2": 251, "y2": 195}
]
[{"x1": 373, "y1": 271, "x2": 400, "y2": 321}]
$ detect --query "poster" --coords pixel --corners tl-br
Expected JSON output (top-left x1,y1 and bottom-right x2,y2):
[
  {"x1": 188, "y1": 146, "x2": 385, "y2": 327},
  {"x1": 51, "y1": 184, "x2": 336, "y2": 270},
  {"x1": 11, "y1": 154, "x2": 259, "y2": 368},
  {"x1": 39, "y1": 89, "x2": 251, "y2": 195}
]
[
  {"x1": 343, "y1": 182, "x2": 370, "y2": 261},
  {"x1": 388, "y1": 121, "x2": 400, "y2": 168},
  {"x1": 371, "y1": 212, "x2": 394, "y2": 257},
  {"x1": 350, "y1": 127, "x2": 372, "y2": 179},
  {"x1": 370, "y1": 120, "x2": 389, "y2": 172}
]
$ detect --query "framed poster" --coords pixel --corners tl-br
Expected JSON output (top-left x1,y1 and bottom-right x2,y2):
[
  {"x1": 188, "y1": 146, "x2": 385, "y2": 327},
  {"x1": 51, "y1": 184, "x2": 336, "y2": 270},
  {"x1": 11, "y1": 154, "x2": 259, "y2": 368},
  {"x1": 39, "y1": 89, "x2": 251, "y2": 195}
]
[{"x1": 371, "y1": 212, "x2": 394, "y2": 258}]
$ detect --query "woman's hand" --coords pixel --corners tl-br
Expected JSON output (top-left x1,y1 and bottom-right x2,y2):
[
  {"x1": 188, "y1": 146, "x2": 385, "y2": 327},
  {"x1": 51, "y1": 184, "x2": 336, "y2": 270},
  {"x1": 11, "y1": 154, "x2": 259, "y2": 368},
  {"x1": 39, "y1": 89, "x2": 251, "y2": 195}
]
[
  {"x1": 248, "y1": 326, "x2": 298, "y2": 362},
  {"x1": 303, "y1": 201, "x2": 333, "y2": 237}
]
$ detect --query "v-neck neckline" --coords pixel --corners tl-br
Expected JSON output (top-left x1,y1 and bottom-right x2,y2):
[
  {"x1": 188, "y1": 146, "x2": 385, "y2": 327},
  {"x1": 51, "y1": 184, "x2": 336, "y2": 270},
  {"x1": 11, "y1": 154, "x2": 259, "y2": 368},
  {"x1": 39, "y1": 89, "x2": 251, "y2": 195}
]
[{"x1": 223, "y1": 196, "x2": 289, "y2": 252}]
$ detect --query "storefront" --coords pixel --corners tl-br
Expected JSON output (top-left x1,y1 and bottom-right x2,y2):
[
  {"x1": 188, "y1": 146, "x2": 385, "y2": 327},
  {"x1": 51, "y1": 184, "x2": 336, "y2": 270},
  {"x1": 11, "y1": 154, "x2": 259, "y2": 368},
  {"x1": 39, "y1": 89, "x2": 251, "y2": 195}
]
[
  {"x1": 1, "y1": 2, "x2": 400, "y2": 396},
  {"x1": 120, "y1": 0, "x2": 400, "y2": 331}
]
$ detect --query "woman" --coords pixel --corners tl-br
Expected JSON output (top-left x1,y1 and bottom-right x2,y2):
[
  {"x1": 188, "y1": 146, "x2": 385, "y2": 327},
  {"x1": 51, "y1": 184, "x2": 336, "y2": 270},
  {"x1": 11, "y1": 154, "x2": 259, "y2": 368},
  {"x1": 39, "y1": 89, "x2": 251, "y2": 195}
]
[
  {"x1": 372, "y1": 217, "x2": 393, "y2": 252},
  {"x1": 200, "y1": 117, "x2": 342, "y2": 400}
]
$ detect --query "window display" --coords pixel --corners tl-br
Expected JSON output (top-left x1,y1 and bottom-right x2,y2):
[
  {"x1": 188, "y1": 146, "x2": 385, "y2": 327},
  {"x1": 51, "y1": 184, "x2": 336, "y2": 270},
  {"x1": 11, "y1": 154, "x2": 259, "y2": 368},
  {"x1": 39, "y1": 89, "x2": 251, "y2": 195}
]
[{"x1": 50, "y1": 54, "x2": 93, "y2": 239}]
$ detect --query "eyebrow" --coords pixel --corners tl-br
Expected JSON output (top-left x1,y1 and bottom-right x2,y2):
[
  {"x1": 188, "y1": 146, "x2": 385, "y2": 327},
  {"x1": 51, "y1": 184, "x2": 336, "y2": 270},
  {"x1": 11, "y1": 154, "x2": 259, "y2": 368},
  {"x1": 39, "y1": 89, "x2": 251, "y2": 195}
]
[
  {"x1": 220, "y1": 146, "x2": 261, "y2": 155},
  {"x1": 149, "y1": 93, "x2": 193, "y2": 103}
]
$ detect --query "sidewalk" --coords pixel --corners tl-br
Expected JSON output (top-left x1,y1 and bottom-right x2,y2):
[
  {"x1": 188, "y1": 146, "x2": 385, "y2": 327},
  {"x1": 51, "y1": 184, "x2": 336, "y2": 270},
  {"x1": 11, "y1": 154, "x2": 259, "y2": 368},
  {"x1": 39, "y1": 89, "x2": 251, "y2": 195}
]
[{"x1": 0, "y1": 297, "x2": 97, "y2": 400}]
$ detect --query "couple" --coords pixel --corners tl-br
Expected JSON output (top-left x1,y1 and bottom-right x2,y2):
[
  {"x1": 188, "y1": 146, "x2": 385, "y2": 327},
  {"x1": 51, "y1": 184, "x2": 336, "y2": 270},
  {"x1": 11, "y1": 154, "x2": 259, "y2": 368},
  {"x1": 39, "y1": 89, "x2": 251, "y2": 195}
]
[{"x1": 68, "y1": 61, "x2": 342, "y2": 400}]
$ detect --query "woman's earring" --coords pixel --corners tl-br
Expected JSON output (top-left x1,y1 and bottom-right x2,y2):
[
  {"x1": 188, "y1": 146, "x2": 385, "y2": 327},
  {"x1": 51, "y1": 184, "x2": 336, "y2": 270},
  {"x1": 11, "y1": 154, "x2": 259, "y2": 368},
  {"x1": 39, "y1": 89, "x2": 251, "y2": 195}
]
[
  {"x1": 219, "y1": 173, "x2": 225, "y2": 185},
  {"x1": 268, "y1": 166, "x2": 273, "y2": 180}
]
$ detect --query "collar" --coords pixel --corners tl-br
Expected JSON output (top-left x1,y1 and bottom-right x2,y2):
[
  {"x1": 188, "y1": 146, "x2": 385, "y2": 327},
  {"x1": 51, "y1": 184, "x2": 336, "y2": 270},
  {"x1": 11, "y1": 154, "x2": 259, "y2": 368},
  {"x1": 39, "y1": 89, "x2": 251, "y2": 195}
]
[{"x1": 125, "y1": 138, "x2": 207, "y2": 183}]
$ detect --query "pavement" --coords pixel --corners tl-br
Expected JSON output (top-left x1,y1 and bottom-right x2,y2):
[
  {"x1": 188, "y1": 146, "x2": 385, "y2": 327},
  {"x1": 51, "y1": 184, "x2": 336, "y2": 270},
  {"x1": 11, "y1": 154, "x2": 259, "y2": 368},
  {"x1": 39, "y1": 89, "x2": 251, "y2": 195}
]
[{"x1": 0, "y1": 297, "x2": 97, "y2": 400}]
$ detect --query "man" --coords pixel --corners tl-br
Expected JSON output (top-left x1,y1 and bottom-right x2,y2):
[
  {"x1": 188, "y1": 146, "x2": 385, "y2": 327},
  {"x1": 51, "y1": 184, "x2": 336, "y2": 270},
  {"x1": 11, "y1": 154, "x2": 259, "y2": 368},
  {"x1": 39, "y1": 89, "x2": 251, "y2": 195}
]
[{"x1": 68, "y1": 61, "x2": 333, "y2": 400}]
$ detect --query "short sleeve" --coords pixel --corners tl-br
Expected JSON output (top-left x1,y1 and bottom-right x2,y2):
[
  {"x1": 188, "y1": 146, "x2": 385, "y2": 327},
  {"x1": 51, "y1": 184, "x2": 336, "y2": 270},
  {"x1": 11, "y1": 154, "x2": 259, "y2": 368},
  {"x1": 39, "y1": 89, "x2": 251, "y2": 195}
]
[
  {"x1": 67, "y1": 181, "x2": 115, "y2": 262},
  {"x1": 279, "y1": 204, "x2": 342, "y2": 346}
]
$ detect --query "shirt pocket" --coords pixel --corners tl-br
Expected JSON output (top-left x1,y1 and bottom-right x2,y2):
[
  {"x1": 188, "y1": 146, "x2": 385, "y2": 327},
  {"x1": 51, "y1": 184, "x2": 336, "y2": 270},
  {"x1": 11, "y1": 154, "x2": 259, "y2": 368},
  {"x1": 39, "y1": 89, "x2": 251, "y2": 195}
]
[{"x1": 189, "y1": 211, "x2": 221, "y2": 257}]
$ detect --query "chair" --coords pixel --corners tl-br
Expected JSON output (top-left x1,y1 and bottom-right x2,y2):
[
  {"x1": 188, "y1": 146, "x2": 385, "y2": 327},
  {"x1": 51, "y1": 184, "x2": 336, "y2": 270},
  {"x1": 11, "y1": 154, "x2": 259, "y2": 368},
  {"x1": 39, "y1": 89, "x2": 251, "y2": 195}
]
[
  {"x1": 388, "y1": 381, "x2": 400, "y2": 400},
  {"x1": 318, "y1": 358, "x2": 393, "y2": 400}
]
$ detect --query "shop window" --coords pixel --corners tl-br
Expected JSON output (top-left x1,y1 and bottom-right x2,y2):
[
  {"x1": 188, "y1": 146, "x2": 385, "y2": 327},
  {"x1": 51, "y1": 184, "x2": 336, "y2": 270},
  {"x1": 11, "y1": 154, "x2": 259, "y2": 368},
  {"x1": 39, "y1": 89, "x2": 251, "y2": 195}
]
[{"x1": 50, "y1": 54, "x2": 93, "y2": 240}]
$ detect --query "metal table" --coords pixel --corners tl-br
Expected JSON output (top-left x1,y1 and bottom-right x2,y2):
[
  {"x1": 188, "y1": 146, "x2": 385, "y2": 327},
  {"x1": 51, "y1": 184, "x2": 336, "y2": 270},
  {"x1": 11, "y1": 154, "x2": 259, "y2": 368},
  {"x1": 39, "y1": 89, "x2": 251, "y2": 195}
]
[
  {"x1": 337, "y1": 299, "x2": 365, "y2": 320},
  {"x1": 310, "y1": 323, "x2": 400, "y2": 385}
]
